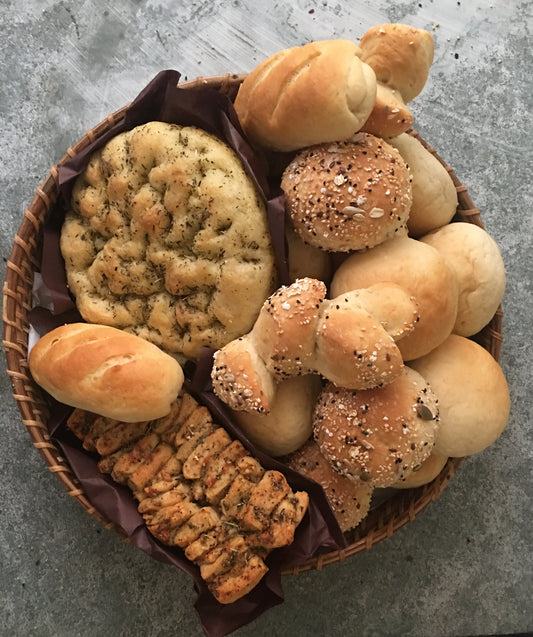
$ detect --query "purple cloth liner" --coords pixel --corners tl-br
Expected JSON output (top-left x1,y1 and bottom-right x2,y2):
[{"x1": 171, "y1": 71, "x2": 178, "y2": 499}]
[{"x1": 29, "y1": 70, "x2": 347, "y2": 636}]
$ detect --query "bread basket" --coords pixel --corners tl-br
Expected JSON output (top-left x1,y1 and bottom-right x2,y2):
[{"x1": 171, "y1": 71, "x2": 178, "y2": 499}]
[{"x1": 2, "y1": 73, "x2": 504, "y2": 576}]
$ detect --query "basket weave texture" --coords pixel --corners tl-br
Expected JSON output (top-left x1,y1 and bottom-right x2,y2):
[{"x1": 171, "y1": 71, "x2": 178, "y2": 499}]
[{"x1": 2, "y1": 73, "x2": 504, "y2": 575}]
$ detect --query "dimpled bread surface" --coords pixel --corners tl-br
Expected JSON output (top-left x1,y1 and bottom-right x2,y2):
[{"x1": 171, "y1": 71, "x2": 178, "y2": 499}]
[{"x1": 60, "y1": 121, "x2": 276, "y2": 361}]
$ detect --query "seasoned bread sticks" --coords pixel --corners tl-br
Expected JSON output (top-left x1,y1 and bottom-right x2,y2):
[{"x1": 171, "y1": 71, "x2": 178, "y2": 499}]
[{"x1": 66, "y1": 392, "x2": 309, "y2": 604}]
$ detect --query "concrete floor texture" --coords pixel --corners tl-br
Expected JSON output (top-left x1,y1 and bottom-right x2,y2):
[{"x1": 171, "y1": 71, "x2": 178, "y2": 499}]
[{"x1": 1, "y1": 1, "x2": 531, "y2": 636}]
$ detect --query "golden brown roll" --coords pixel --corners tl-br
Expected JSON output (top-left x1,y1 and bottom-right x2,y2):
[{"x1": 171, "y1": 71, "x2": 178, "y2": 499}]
[
  {"x1": 420, "y1": 222, "x2": 506, "y2": 336},
  {"x1": 211, "y1": 279, "x2": 419, "y2": 415},
  {"x1": 29, "y1": 323, "x2": 184, "y2": 422},
  {"x1": 234, "y1": 40, "x2": 377, "y2": 151},
  {"x1": 281, "y1": 134, "x2": 412, "y2": 252},
  {"x1": 360, "y1": 83, "x2": 414, "y2": 138},
  {"x1": 232, "y1": 375, "x2": 322, "y2": 457},
  {"x1": 359, "y1": 23, "x2": 435, "y2": 103},
  {"x1": 313, "y1": 367, "x2": 439, "y2": 488},
  {"x1": 330, "y1": 236, "x2": 459, "y2": 360},
  {"x1": 390, "y1": 452, "x2": 448, "y2": 489},
  {"x1": 387, "y1": 132, "x2": 458, "y2": 237},
  {"x1": 286, "y1": 440, "x2": 374, "y2": 532},
  {"x1": 409, "y1": 335, "x2": 510, "y2": 457}
]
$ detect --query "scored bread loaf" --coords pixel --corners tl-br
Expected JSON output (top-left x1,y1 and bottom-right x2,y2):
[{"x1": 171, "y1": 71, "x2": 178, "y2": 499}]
[
  {"x1": 234, "y1": 39, "x2": 377, "y2": 151},
  {"x1": 29, "y1": 323, "x2": 184, "y2": 422}
]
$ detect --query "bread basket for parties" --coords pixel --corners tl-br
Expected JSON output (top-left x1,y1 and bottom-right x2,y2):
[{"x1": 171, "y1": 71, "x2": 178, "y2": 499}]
[{"x1": 2, "y1": 73, "x2": 503, "y2": 575}]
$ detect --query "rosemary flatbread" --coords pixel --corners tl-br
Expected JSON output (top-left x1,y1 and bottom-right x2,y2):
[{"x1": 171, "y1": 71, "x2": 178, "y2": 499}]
[{"x1": 61, "y1": 121, "x2": 276, "y2": 360}]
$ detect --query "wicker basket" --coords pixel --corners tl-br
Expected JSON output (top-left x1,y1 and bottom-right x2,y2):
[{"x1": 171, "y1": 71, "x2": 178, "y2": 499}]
[{"x1": 2, "y1": 73, "x2": 504, "y2": 575}]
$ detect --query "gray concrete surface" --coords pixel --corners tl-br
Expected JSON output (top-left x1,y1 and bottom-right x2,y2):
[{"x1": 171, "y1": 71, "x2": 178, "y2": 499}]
[{"x1": 1, "y1": 1, "x2": 531, "y2": 635}]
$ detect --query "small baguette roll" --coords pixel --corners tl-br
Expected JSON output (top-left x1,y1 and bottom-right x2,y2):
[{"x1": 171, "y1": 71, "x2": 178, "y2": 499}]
[
  {"x1": 234, "y1": 39, "x2": 377, "y2": 151},
  {"x1": 29, "y1": 323, "x2": 184, "y2": 422}
]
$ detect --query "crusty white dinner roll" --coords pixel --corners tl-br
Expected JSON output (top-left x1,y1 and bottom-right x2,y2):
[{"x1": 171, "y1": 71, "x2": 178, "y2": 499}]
[
  {"x1": 29, "y1": 323, "x2": 184, "y2": 422},
  {"x1": 281, "y1": 134, "x2": 412, "y2": 252},
  {"x1": 390, "y1": 452, "x2": 448, "y2": 489},
  {"x1": 420, "y1": 222, "x2": 506, "y2": 336},
  {"x1": 409, "y1": 334, "x2": 510, "y2": 457},
  {"x1": 232, "y1": 374, "x2": 322, "y2": 457},
  {"x1": 359, "y1": 23, "x2": 434, "y2": 103},
  {"x1": 331, "y1": 236, "x2": 459, "y2": 360},
  {"x1": 234, "y1": 39, "x2": 377, "y2": 151},
  {"x1": 313, "y1": 367, "x2": 439, "y2": 488},
  {"x1": 286, "y1": 440, "x2": 374, "y2": 532},
  {"x1": 387, "y1": 132, "x2": 458, "y2": 237}
]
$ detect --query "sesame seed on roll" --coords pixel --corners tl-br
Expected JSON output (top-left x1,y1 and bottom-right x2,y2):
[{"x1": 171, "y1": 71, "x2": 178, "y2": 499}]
[
  {"x1": 286, "y1": 440, "x2": 374, "y2": 533},
  {"x1": 281, "y1": 133, "x2": 412, "y2": 253},
  {"x1": 313, "y1": 367, "x2": 439, "y2": 488}
]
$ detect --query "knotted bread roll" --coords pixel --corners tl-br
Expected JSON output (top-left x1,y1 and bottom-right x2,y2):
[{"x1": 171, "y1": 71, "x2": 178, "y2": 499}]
[{"x1": 211, "y1": 278, "x2": 419, "y2": 414}]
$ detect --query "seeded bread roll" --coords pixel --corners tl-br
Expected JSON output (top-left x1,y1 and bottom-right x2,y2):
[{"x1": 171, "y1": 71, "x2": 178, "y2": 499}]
[
  {"x1": 286, "y1": 440, "x2": 374, "y2": 532},
  {"x1": 234, "y1": 39, "x2": 377, "y2": 152},
  {"x1": 313, "y1": 367, "x2": 439, "y2": 488},
  {"x1": 29, "y1": 323, "x2": 184, "y2": 422},
  {"x1": 409, "y1": 335, "x2": 510, "y2": 457},
  {"x1": 211, "y1": 278, "x2": 419, "y2": 414},
  {"x1": 331, "y1": 236, "x2": 459, "y2": 360},
  {"x1": 281, "y1": 134, "x2": 412, "y2": 252},
  {"x1": 420, "y1": 222, "x2": 506, "y2": 336},
  {"x1": 388, "y1": 132, "x2": 458, "y2": 237},
  {"x1": 390, "y1": 451, "x2": 448, "y2": 489}
]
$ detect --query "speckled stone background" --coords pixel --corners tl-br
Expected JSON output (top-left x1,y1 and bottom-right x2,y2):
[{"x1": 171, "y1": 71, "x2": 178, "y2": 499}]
[{"x1": 1, "y1": 1, "x2": 532, "y2": 636}]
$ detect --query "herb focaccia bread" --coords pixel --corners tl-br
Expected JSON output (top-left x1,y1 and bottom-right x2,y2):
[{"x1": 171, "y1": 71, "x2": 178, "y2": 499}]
[{"x1": 60, "y1": 121, "x2": 277, "y2": 361}]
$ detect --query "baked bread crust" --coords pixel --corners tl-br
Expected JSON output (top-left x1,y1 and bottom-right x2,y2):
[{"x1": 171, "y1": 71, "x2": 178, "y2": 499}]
[
  {"x1": 60, "y1": 121, "x2": 276, "y2": 361},
  {"x1": 28, "y1": 323, "x2": 184, "y2": 422},
  {"x1": 331, "y1": 236, "x2": 459, "y2": 361},
  {"x1": 281, "y1": 134, "x2": 412, "y2": 252},
  {"x1": 313, "y1": 367, "x2": 439, "y2": 487},
  {"x1": 233, "y1": 40, "x2": 377, "y2": 151},
  {"x1": 286, "y1": 440, "x2": 374, "y2": 532}
]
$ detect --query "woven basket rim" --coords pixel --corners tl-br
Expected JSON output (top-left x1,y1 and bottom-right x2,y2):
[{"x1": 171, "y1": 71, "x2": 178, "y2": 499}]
[{"x1": 2, "y1": 72, "x2": 504, "y2": 574}]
